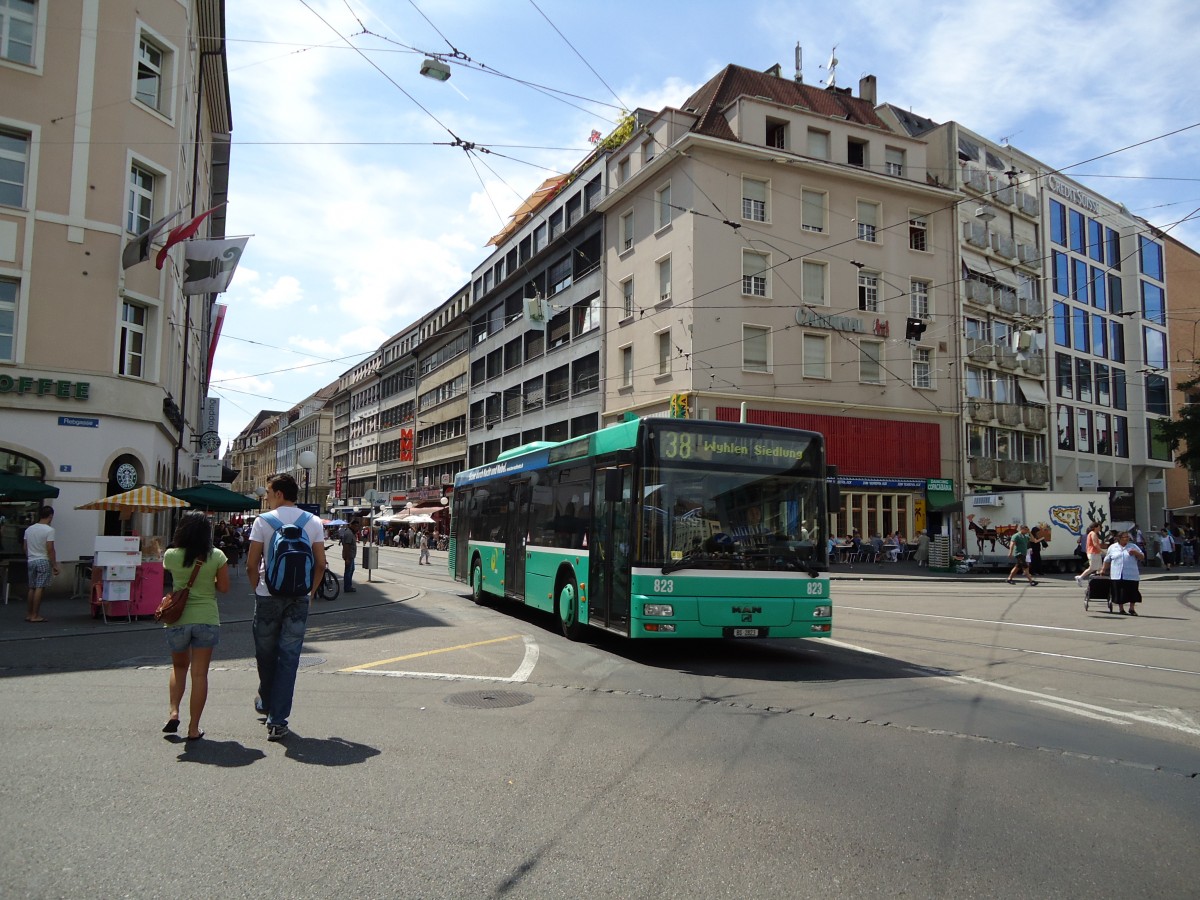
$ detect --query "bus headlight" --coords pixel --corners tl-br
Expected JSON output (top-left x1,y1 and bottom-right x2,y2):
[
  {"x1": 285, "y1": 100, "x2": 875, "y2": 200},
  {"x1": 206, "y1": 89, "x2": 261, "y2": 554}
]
[
  {"x1": 813, "y1": 605, "x2": 832, "y2": 618},
  {"x1": 643, "y1": 603, "x2": 674, "y2": 617}
]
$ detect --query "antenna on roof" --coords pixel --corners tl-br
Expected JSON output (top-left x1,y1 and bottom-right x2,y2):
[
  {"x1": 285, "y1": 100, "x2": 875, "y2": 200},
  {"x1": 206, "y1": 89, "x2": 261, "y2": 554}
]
[
  {"x1": 795, "y1": 42, "x2": 803, "y2": 83},
  {"x1": 822, "y1": 45, "x2": 839, "y2": 88}
]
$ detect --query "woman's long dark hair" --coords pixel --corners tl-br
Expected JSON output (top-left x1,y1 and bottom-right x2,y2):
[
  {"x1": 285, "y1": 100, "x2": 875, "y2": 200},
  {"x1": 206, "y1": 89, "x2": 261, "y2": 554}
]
[{"x1": 171, "y1": 513, "x2": 214, "y2": 567}]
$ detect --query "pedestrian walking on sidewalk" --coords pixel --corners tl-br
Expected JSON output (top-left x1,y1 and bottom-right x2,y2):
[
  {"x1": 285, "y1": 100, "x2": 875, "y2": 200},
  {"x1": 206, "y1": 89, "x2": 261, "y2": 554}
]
[
  {"x1": 1006, "y1": 524, "x2": 1037, "y2": 586},
  {"x1": 1159, "y1": 526, "x2": 1176, "y2": 571},
  {"x1": 162, "y1": 513, "x2": 229, "y2": 741},
  {"x1": 417, "y1": 529, "x2": 431, "y2": 565},
  {"x1": 1102, "y1": 531, "x2": 1144, "y2": 614},
  {"x1": 1075, "y1": 522, "x2": 1106, "y2": 584}
]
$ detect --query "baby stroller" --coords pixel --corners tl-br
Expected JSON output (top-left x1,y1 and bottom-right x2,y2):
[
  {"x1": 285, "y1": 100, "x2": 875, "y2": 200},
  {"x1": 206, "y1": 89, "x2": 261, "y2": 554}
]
[{"x1": 1082, "y1": 575, "x2": 1111, "y2": 612}]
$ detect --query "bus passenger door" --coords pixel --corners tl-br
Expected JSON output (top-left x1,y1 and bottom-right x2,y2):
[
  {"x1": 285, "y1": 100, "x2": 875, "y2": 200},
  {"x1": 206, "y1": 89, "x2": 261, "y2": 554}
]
[
  {"x1": 506, "y1": 480, "x2": 530, "y2": 599},
  {"x1": 452, "y1": 489, "x2": 472, "y2": 581},
  {"x1": 590, "y1": 465, "x2": 632, "y2": 633}
]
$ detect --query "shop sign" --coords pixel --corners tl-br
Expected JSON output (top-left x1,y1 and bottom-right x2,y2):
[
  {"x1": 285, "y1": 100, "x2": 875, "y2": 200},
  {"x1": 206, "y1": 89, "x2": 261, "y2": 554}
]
[
  {"x1": 1046, "y1": 175, "x2": 1100, "y2": 215},
  {"x1": 795, "y1": 308, "x2": 865, "y2": 333},
  {"x1": 0, "y1": 373, "x2": 90, "y2": 399},
  {"x1": 59, "y1": 416, "x2": 99, "y2": 427},
  {"x1": 829, "y1": 475, "x2": 925, "y2": 489},
  {"x1": 927, "y1": 478, "x2": 954, "y2": 492}
]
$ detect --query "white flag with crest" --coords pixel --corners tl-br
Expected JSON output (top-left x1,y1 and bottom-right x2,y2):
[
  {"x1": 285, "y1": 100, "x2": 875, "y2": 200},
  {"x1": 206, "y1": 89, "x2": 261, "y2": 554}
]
[{"x1": 182, "y1": 237, "x2": 250, "y2": 295}]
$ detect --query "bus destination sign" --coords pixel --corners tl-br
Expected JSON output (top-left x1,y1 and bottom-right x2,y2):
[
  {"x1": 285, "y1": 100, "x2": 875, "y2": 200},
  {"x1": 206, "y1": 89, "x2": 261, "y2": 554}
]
[{"x1": 657, "y1": 429, "x2": 813, "y2": 467}]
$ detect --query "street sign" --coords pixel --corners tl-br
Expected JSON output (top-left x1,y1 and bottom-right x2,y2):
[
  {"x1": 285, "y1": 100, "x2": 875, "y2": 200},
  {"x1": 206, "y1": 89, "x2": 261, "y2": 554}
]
[{"x1": 197, "y1": 458, "x2": 223, "y2": 481}]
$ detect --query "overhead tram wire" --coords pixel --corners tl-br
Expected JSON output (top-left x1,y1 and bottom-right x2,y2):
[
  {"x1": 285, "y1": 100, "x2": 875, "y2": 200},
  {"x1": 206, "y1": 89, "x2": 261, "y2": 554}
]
[{"x1": 528, "y1": 0, "x2": 630, "y2": 112}]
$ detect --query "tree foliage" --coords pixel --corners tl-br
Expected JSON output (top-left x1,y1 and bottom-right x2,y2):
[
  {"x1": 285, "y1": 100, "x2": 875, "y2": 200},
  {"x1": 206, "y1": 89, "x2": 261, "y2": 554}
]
[{"x1": 1155, "y1": 373, "x2": 1200, "y2": 471}]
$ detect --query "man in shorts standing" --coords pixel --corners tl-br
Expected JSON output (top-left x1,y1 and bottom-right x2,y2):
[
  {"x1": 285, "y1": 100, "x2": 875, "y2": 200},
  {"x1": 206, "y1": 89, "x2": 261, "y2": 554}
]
[
  {"x1": 23, "y1": 505, "x2": 58, "y2": 623},
  {"x1": 246, "y1": 474, "x2": 327, "y2": 741},
  {"x1": 1006, "y1": 524, "x2": 1037, "y2": 586}
]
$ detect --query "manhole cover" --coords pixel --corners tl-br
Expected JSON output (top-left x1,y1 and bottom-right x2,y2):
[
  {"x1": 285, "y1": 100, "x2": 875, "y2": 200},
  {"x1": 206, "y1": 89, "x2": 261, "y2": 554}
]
[
  {"x1": 445, "y1": 689, "x2": 534, "y2": 709},
  {"x1": 298, "y1": 656, "x2": 326, "y2": 668}
]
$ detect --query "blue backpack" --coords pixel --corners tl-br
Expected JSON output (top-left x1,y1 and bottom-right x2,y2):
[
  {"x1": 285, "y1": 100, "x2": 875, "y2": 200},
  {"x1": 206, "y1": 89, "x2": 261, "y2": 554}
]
[{"x1": 261, "y1": 511, "x2": 315, "y2": 596}]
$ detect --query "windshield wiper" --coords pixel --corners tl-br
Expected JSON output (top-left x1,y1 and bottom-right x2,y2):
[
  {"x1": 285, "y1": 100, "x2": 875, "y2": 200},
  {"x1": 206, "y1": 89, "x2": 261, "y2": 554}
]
[{"x1": 660, "y1": 555, "x2": 725, "y2": 575}]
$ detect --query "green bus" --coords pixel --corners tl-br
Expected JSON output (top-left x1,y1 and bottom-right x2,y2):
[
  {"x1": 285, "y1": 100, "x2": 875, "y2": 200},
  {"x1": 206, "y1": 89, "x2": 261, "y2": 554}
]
[{"x1": 449, "y1": 417, "x2": 833, "y2": 641}]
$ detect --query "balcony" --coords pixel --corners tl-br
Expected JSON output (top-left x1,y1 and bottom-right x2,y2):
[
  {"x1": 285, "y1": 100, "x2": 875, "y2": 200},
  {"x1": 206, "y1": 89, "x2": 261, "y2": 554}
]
[
  {"x1": 1021, "y1": 355, "x2": 1046, "y2": 377},
  {"x1": 995, "y1": 184, "x2": 1016, "y2": 206},
  {"x1": 1024, "y1": 462, "x2": 1049, "y2": 485},
  {"x1": 990, "y1": 233, "x2": 1016, "y2": 259},
  {"x1": 1017, "y1": 242, "x2": 1040, "y2": 266},
  {"x1": 995, "y1": 347, "x2": 1019, "y2": 369},
  {"x1": 970, "y1": 457, "x2": 997, "y2": 480},
  {"x1": 997, "y1": 403, "x2": 1023, "y2": 426},
  {"x1": 996, "y1": 291, "x2": 1018, "y2": 315},
  {"x1": 968, "y1": 400, "x2": 995, "y2": 422},
  {"x1": 1000, "y1": 459, "x2": 1025, "y2": 483},
  {"x1": 964, "y1": 166, "x2": 988, "y2": 193},
  {"x1": 964, "y1": 222, "x2": 989, "y2": 248},
  {"x1": 1019, "y1": 192, "x2": 1039, "y2": 217},
  {"x1": 965, "y1": 280, "x2": 992, "y2": 307},
  {"x1": 966, "y1": 340, "x2": 994, "y2": 363},
  {"x1": 1023, "y1": 406, "x2": 1047, "y2": 430}
]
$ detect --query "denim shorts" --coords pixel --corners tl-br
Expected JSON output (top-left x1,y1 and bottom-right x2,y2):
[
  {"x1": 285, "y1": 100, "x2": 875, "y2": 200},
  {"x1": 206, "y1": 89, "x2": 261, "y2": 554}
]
[{"x1": 165, "y1": 623, "x2": 220, "y2": 652}]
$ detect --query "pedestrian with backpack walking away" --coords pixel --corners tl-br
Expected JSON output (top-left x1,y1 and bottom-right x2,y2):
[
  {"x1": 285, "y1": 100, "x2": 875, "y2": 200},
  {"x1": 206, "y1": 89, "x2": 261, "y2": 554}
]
[{"x1": 245, "y1": 474, "x2": 327, "y2": 742}]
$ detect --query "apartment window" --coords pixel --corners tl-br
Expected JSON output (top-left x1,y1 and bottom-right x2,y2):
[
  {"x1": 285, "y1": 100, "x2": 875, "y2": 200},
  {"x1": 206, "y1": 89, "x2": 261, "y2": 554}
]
[
  {"x1": 0, "y1": 277, "x2": 16, "y2": 361},
  {"x1": 909, "y1": 279, "x2": 930, "y2": 318},
  {"x1": 135, "y1": 35, "x2": 167, "y2": 111},
  {"x1": 802, "y1": 333, "x2": 828, "y2": 379},
  {"x1": 1057, "y1": 405, "x2": 1074, "y2": 451},
  {"x1": 742, "y1": 176, "x2": 768, "y2": 222},
  {"x1": 860, "y1": 339, "x2": 883, "y2": 384},
  {"x1": 118, "y1": 300, "x2": 147, "y2": 377},
  {"x1": 848, "y1": 138, "x2": 867, "y2": 168},
  {"x1": 1, "y1": 0, "x2": 35, "y2": 65},
  {"x1": 1077, "y1": 408, "x2": 1093, "y2": 454},
  {"x1": 766, "y1": 118, "x2": 787, "y2": 149},
  {"x1": 801, "y1": 189, "x2": 825, "y2": 232},
  {"x1": 742, "y1": 250, "x2": 768, "y2": 297},
  {"x1": 1056, "y1": 352, "x2": 1073, "y2": 398},
  {"x1": 1139, "y1": 235, "x2": 1163, "y2": 281},
  {"x1": 548, "y1": 254, "x2": 572, "y2": 294},
  {"x1": 885, "y1": 147, "x2": 905, "y2": 177},
  {"x1": 0, "y1": 128, "x2": 29, "y2": 207},
  {"x1": 655, "y1": 182, "x2": 672, "y2": 230},
  {"x1": 908, "y1": 215, "x2": 928, "y2": 252},
  {"x1": 858, "y1": 272, "x2": 879, "y2": 312},
  {"x1": 912, "y1": 347, "x2": 932, "y2": 389},
  {"x1": 1141, "y1": 282, "x2": 1166, "y2": 325},
  {"x1": 619, "y1": 210, "x2": 634, "y2": 252},
  {"x1": 618, "y1": 157, "x2": 630, "y2": 185},
  {"x1": 1049, "y1": 200, "x2": 1067, "y2": 246},
  {"x1": 620, "y1": 345, "x2": 633, "y2": 387},
  {"x1": 127, "y1": 163, "x2": 155, "y2": 234},
  {"x1": 642, "y1": 139, "x2": 655, "y2": 164},
  {"x1": 743, "y1": 325, "x2": 769, "y2": 373},
  {"x1": 657, "y1": 329, "x2": 671, "y2": 376},
  {"x1": 807, "y1": 129, "x2": 830, "y2": 160},
  {"x1": 657, "y1": 256, "x2": 672, "y2": 302},
  {"x1": 801, "y1": 260, "x2": 826, "y2": 306},
  {"x1": 621, "y1": 278, "x2": 634, "y2": 319},
  {"x1": 856, "y1": 200, "x2": 878, "y2": 242}
]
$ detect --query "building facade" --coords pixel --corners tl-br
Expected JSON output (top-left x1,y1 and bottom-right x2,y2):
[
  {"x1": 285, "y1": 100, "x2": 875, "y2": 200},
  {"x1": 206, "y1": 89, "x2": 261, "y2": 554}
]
[{"x1": 0, "y1": 0, "x2": 231, "y2": 571}]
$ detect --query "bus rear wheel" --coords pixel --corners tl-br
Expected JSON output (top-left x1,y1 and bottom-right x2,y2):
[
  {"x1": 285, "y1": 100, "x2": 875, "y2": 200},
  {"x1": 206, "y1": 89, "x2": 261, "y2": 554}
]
[
  {"x1": 471, "y1": 559, "x2": 485, "y2": 604},
  {"x1": 557, "y1": 578, "x2": 585, "y2": 641}
]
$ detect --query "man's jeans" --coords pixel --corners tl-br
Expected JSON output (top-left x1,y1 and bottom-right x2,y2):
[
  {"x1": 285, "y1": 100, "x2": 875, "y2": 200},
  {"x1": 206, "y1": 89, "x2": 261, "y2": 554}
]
[
  {"x1": 253, "y1": 594, "x2": 310, "y2": 727},
  {"x1": 343, "y1": 555, "x2": 355, "y2": 591}
]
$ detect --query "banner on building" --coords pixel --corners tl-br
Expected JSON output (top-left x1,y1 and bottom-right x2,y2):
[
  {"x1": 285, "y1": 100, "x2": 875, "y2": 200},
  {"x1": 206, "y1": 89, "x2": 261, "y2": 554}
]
[
  {"x1": 207, "y1": 304, "x2": 227, "y2": 378},
  {"x1": 183, "y1": 237, "x2": 250, "y2": 295}
]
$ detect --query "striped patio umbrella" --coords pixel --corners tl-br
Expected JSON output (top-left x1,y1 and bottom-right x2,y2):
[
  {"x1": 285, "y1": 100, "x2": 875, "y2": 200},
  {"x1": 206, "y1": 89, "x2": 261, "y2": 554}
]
[{"x1": 76, "y1": 486, "x2": 192, "y2": 513}]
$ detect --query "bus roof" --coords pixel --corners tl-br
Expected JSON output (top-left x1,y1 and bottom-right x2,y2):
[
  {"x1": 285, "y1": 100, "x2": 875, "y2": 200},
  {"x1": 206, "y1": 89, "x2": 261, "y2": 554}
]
[{"x1": 495, "y1": 441, "x2": 558, "y2": 461}]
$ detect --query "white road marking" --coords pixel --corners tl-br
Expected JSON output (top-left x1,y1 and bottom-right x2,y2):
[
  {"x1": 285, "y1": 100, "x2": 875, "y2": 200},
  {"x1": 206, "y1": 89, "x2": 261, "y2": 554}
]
[
  {"x1": 1032, "y1": 700, "x2": 1130, "y2": 725},
  {"x1": 351, "y1": 635, "x2": 540, "y2": 684}
]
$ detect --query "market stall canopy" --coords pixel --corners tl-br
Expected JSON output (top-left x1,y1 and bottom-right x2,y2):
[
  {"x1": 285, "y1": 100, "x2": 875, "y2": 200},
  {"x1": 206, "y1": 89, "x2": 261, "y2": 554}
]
[
  {"x1": 76, "y1": 486, "x2": 190, "y2": 512},
  {"x1": 170, "y1": 483, "x2": 260, "y2": 512},
  {"x1": 0, "y1": 471, "x2": 60, "y2": 501},
  {"x1": 399, "y1": 513, "x2": 436, "y2": 524}
]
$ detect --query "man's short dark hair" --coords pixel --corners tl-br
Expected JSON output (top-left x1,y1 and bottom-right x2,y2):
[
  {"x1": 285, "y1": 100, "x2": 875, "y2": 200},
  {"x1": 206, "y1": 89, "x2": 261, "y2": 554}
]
[
  {"x1": 267, "y1": 473, "x2": 299, "y2": 502},
  {"x1": 38, "y1": 505, "x2": 54, "y2": 520}
]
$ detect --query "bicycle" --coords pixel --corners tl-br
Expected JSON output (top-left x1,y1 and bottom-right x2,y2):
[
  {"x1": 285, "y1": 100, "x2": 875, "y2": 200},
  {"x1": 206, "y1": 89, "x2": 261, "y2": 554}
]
[{"x1": 317, "y1": 567, "x2": 340, "y2": 601}]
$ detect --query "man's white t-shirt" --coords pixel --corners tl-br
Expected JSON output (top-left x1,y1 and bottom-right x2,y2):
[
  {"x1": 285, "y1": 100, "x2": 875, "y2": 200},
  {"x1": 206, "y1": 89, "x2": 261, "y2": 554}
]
[
  {"x1": 24, "y1": 522, "x2": 55, "y2": 560},
  {"x1": 249, "y1": 507, "x2": 325, "y2": 597}
]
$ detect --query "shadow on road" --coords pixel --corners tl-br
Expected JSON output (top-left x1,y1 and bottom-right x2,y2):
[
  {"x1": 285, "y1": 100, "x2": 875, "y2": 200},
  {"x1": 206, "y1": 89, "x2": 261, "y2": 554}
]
[
  {"x1": 282, "y1": 734, "x2": 381, "y2": 766},
  {"x1": 166, "y1": 735, "x2": 268, "y2": 767}
]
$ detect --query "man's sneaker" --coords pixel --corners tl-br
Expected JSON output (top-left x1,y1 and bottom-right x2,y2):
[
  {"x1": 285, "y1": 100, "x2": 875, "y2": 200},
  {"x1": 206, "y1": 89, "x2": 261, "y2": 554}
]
[
  {"x1": 254, "y1": 695, "x2": 265, "y2": 715},
  {"x1": 266, "y1": 724, "x2": 290, "y2": 742},
  {"x1": 1074, "y1": 575, "x2": 1084, "y2": 584}
]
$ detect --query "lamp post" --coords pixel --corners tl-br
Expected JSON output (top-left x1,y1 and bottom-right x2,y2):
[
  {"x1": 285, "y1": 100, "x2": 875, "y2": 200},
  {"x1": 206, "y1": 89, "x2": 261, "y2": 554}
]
[
  {"x1": 298, "y1": 449, "x2": 317, "y2": 506},
  {"x1": 254, "y1": 485, "x2": 267, "y2": 513}
]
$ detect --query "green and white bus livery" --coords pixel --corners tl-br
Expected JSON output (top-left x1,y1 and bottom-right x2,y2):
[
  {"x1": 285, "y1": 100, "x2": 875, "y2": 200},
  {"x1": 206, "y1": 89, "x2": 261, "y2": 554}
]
[{"x1": 449, "y1": 417, "x2": 832, "y2": 641}]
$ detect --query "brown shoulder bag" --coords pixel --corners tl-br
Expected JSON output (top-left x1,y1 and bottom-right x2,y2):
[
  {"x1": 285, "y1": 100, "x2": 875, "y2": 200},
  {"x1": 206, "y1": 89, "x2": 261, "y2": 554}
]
[{"x1": 154, "y1": 559, "x2": 204, "y2": 624}]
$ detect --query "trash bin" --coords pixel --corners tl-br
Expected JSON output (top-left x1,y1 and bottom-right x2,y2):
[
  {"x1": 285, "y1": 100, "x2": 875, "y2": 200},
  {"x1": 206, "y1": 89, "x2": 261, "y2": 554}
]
[{"x1": 361, "y1": 544, "x2": 379, "y2": 571}]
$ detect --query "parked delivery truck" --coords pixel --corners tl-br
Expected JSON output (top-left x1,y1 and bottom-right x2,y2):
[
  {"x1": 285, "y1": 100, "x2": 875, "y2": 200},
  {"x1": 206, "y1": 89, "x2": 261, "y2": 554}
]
[{"x1": 962, "y1": 491, "x2": 1110, "y2": 573}]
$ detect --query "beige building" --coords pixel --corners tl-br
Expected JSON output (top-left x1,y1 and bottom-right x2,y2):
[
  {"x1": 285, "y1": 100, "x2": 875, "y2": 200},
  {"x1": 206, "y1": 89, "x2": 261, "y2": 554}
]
[
  {"x1": 227, "y1": 408, "x2": 283, "y2": 506},
  {"x1": 596, "y1": 65, "x2": 959, "y2": 539},
  {"x1": 1164, "y1": 233, "x2": 1200, "y2": 516},
  {"x1": 0, "y1": 0, "x2": 231, "y2": 572}
]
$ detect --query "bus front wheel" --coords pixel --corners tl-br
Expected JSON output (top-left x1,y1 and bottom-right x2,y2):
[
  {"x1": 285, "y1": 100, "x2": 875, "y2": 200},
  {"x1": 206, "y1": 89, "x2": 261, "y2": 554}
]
[
  {"x1": 471, "y1": 560, "x2": 485, "y2": 604},
  {"x1": 557, "y1": 578, "x2": 585, "y2": 641}
]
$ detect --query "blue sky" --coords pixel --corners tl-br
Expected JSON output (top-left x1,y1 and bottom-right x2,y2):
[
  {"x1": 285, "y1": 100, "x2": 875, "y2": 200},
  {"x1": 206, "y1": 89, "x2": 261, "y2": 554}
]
[{"x1": 212, "y1": 0, "x2": 1200, "y2": 449}]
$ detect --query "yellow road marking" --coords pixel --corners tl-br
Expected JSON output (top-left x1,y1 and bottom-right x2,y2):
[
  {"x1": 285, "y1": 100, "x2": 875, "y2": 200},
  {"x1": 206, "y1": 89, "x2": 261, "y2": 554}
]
[{"x1": 340, "y1": 634, "x2": 523, "y2": 672}]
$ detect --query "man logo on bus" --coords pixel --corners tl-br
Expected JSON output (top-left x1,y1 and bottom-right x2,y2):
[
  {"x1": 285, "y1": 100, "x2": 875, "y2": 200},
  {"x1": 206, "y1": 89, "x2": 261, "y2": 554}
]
[{"x1": 732, "y1": 606, "x2": 762, "y2": 615}]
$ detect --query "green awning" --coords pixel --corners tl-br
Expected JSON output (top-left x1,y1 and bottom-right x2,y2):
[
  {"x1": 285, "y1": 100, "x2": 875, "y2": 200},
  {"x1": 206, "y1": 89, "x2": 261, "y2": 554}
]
[
  {"x1": 0, "y1": 471, "x2": 60, "y2": 502},
  {"x1": 170, "y1": 483, "x2": 261, "y2": 512},
  {"x1": 926, "y1": 490, "x2": 960, "y2": 512}
]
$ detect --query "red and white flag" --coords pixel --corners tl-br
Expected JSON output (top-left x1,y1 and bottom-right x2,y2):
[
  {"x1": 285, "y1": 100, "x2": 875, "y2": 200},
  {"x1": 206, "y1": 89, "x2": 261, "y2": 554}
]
[{"x1": 155, "y1": 203, "x2": 225, "y2": 270}]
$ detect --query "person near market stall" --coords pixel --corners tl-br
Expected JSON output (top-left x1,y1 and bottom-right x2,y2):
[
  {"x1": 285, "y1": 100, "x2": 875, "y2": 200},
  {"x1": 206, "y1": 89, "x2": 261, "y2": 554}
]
[{"x1": 22, "y1": 505, "x2": 58, "y2": 623}]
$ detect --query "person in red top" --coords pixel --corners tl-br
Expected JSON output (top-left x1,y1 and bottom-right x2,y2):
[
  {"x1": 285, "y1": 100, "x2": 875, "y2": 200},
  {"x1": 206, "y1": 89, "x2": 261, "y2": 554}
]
[{"x1": 1075, "y1": 522, "x2": 1106, "y2": 584}]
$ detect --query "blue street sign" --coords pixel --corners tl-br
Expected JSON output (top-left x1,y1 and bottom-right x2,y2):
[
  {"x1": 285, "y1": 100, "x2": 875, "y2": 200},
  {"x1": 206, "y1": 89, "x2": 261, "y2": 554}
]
[{"x1": 58, "y1": 416, "x2": 99, "y2": 428}]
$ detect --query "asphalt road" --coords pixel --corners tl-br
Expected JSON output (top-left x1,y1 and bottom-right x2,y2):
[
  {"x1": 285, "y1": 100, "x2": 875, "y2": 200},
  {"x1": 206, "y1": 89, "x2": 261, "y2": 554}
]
[{"x1": 1, "y1": 549, "x2": 1197, "y2": 899}]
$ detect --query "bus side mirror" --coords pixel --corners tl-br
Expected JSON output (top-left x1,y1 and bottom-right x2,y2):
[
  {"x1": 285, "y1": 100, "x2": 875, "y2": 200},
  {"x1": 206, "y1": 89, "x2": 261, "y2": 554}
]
[
  {"x1": 604, "y1": 468, "x2": 623, "y2": 503},
  {"x1": 826, "y1": 482, "x2": 840, "y2": 513}
]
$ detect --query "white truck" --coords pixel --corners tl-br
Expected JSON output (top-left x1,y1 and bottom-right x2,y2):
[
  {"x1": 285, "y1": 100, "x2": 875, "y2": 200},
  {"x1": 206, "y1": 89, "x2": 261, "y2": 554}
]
[{"x1": 962, "y1": 491, "x2": 1110, "y2": 573}]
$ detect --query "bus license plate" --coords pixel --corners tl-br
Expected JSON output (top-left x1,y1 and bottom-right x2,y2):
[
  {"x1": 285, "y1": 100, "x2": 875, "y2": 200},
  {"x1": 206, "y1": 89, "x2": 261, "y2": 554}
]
[{"x1": 733, "y1": 628, "x2": 761, "y2": 638}]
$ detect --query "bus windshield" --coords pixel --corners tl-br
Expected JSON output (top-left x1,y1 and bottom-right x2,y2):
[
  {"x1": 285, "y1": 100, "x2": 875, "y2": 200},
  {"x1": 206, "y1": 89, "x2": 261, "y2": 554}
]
[{"x1": 641, "y1": 425, "x2": 827, "y2": 573}]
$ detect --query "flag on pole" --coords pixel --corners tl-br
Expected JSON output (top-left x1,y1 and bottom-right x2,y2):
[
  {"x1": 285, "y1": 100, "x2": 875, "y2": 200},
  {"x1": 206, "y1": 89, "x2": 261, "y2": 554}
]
[
  {"x1": 121, "y1": 206, "x2": 184, "y2": 269},
  {"x1": 182, "y1": 237, "x2": 249, "y2": 295},
  {"x1": 207, "y1": 303, "x2": 227, "y2": 379},
  {"x1": 155, "y1": 204, "x2": 225, "y2": 270}
]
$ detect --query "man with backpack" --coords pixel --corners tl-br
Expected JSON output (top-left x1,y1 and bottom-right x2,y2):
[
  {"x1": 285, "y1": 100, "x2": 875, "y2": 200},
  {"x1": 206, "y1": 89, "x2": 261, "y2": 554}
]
[{"x1": 245, "y1": 473, "x2": 327, "y2": 742}]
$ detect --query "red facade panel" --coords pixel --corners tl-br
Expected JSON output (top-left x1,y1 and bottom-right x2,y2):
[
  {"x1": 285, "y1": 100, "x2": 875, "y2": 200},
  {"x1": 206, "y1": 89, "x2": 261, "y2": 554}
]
[{"x1": 716, "y1": 408, "x2": 940, "y2": 478}]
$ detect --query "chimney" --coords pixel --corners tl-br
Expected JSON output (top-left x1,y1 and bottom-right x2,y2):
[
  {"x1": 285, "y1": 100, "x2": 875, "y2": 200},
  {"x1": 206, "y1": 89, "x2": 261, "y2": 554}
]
[{"x1": 859, "y1": 74, "x2": 877, "y2": 105}]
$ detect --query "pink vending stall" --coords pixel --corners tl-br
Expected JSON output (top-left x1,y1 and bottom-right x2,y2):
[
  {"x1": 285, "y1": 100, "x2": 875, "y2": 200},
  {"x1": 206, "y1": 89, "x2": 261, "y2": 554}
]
[{"x1": 90, "y1": 536, "x2": 163, "y2": 620}]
